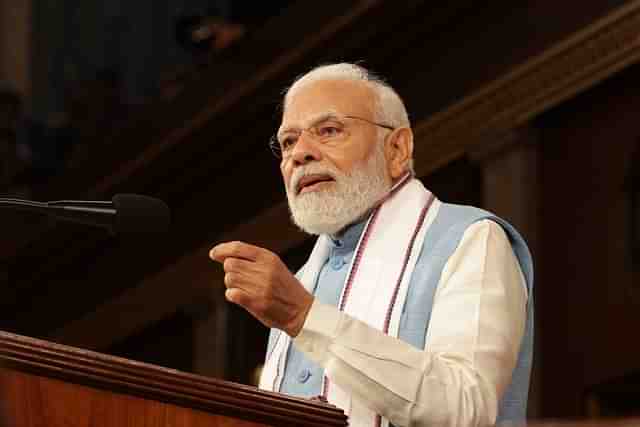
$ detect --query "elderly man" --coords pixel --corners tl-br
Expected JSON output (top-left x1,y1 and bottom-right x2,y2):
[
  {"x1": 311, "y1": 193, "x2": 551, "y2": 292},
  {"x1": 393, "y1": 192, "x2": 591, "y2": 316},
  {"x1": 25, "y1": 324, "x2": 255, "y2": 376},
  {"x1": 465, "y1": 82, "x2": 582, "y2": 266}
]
[{"x1": 209, "y1": 63, "x2": 533, "y2": 427}]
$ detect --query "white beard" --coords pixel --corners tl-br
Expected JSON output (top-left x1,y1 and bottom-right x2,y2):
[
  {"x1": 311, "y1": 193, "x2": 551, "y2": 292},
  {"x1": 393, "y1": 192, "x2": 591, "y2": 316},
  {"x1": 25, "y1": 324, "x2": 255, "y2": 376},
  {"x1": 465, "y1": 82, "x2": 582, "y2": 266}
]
[{"x1": 285, "y1": 143, "x2": 392, "y2": 235}]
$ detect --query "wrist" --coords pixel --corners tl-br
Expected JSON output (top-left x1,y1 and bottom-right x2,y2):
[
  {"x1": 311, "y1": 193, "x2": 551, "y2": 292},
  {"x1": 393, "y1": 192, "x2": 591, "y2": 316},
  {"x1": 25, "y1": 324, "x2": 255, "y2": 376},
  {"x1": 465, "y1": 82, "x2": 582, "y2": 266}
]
[{"x1": 286, "y1": 294, "x2": 314, "y2": 337}]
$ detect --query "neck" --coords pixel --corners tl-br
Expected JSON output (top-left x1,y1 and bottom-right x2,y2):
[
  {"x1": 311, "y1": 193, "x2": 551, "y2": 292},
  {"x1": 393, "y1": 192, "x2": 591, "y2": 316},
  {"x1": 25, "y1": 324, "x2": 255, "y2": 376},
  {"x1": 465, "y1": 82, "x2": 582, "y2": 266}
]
[{"x1": 330, "y1": 212, "x2": 369, "y2": 240}]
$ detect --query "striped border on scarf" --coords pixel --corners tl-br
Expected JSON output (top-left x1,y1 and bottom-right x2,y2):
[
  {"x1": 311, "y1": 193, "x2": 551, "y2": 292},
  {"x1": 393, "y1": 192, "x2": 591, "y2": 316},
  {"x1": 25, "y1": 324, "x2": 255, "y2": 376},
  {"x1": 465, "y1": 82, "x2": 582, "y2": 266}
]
[
  {"x1": 374, "y1": 192, "x2": 435, "y2": 427},
  {"x1": 321, "y1": 173, "x2": 418, "y2": 399},
  {"x1": 383, "y1": 193, "x2": 435, "y2": 334}
]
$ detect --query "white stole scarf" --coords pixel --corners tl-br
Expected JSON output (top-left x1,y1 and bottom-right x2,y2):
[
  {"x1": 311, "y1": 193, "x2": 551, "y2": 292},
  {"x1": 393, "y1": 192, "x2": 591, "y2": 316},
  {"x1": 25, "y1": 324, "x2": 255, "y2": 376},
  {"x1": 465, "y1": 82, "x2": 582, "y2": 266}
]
[{"x1": 260, "y1": 175, "x2": 437, "y2": 427}]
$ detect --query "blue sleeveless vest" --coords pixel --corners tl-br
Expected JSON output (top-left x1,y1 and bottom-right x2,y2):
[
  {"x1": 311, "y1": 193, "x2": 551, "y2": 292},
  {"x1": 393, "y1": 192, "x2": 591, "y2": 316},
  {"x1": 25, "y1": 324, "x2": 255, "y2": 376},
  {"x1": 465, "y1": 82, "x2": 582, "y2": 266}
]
[{"x1": 267, "y1": 203, "x2": 534, "y2": 425}]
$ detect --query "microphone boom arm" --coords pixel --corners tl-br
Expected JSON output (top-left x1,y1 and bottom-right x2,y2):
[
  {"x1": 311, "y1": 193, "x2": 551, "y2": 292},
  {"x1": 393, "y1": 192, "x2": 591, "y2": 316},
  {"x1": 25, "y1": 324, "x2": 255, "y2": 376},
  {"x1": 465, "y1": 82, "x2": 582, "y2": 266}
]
[
  {"x1": 0, "y1": 198, "x2": 117, "y2": 231},
  {"x1": 0, "y1": 195, "x2": 169, "y2": 234}
]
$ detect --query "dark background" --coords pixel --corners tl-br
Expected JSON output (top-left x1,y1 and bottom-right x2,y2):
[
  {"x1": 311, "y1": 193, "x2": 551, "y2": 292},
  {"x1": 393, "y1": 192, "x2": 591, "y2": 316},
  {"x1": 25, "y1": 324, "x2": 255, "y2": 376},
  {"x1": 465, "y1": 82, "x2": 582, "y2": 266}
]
[{"x1": 1, "y1": 0, "x2": 639, "y2": 420}]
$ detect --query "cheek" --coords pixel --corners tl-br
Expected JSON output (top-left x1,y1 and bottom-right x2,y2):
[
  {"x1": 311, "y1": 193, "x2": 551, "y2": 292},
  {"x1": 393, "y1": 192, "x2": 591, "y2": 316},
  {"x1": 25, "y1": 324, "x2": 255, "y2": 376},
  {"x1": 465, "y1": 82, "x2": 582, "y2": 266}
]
[
  {"x1": 332, "y1": 143, "x2": 374, "y2": 172},
  {"x1": 331, "y1": 158, "x2": 355, "y2": 175}
]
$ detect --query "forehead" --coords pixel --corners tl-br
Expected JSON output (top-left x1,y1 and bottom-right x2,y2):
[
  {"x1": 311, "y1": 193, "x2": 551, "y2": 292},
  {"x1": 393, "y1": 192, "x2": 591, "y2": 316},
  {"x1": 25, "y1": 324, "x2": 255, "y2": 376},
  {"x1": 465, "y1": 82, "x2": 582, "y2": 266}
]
[{"x1": 281, "y1": 79, "x2": 375, "y2": 127}]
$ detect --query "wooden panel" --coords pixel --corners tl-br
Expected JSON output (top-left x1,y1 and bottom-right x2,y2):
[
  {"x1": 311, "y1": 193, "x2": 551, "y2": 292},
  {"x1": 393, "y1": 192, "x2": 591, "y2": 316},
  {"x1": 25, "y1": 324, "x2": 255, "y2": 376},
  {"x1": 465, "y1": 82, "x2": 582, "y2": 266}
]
[
  {"x1": 0, "y1": 331, "x2": 347, "y2": 427},
  {"x1": 537, "y1": 61, "x2": 640, "y2": 417},
  {"x1": 0, "y1": 370, "x2": 265, "y2": 427}
]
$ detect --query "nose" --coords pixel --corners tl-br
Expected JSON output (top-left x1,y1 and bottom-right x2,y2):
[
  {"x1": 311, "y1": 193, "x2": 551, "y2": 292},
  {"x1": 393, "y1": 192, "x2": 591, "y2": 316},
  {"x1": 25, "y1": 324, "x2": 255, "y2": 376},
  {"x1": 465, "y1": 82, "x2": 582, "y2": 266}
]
[{"x1": 290, "y1": 132, "x2": 321, "y2": 167}]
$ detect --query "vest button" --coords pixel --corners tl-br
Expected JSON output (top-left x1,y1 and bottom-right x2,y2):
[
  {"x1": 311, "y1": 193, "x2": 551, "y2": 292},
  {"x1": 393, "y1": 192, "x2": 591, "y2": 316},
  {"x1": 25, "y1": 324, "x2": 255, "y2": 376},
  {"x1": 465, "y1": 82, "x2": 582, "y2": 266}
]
[
  {"x1": 330, "y1": 257, "x2": 344, "y2": 270},
  {"x1": 297, "y1": 369, "x2": 311, "y2": 383}
]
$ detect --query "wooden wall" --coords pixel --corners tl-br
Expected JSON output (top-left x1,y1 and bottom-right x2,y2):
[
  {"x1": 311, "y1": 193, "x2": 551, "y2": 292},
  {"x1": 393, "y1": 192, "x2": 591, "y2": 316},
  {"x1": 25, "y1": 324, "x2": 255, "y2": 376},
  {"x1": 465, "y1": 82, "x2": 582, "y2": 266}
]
[{"x1": 537, "y1": 63, "x2": 640, "y2": 417}]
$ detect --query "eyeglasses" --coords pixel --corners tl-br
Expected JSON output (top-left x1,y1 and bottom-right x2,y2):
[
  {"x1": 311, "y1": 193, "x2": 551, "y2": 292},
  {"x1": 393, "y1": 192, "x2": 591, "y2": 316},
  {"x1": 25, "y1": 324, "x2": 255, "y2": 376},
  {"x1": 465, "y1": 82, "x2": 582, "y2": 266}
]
[{"x1": 269, "y1": 114, "x2": 395, "y2": 159}]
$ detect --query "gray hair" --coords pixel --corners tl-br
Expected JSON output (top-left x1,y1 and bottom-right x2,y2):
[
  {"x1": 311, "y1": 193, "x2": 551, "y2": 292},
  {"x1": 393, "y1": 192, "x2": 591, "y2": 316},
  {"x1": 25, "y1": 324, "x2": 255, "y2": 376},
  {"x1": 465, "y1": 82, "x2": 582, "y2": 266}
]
[
  {"x1": 283, "y1": 63, "x2": 414, "y2": 174},
  {"x1": 284, "y1": 63, "x2": 410, "y2": 129}
]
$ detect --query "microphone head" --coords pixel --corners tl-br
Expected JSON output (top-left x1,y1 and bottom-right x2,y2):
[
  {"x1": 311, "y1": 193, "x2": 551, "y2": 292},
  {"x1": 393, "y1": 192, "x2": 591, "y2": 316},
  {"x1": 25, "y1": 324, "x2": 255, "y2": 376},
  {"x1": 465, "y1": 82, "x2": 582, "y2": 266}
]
[{"x1": 112, "y1": 194, "x2": 170, "y2": 234}]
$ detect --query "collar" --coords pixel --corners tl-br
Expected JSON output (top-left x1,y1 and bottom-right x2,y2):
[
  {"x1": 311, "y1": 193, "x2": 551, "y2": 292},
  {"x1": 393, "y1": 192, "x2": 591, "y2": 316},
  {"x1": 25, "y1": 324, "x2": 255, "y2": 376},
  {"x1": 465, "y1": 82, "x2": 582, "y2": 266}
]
[
  {"x1": 329, "y1": 219, "x2": 367, "y2": 251},
  {"x1": 325, "y1": 172, "x2": 414, "y2": 251}
]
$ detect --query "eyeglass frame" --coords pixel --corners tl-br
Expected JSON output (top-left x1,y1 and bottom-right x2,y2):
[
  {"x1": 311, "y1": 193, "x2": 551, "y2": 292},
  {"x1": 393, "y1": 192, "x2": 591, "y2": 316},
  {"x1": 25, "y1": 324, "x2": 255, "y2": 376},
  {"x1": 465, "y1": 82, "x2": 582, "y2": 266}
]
[{"x1": 268, "y1": 113, "x2": 396, "y2": 159}]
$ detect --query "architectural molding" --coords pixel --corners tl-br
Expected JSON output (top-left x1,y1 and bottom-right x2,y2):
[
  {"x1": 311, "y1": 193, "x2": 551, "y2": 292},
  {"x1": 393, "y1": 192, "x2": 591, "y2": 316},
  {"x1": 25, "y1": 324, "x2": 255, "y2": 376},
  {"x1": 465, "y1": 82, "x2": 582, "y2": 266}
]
[
  {"x1": 53, "y1": 0, "x2": 640, "y2": 350},
  {"x1": 412, "y1": 0, "x2": 640, "y2": 177},
  {"x1": 466, "y1": 127, "x2": 537, "y2": 165}
]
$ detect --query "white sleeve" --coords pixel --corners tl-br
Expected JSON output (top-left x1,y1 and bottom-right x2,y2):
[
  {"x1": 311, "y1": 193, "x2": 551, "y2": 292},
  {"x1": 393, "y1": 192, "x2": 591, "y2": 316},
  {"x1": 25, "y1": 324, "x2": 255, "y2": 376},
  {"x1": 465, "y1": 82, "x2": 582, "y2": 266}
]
[{"x1": 292, "y1": 220, "x2": 528, "y2": 427}]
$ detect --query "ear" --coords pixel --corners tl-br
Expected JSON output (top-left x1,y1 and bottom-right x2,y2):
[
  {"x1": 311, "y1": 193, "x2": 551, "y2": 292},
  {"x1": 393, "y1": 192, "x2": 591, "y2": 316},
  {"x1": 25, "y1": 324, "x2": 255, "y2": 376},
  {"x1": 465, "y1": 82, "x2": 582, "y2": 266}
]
[{"x1": 384, "y1": 127, "x2": 414, "y2": 180}]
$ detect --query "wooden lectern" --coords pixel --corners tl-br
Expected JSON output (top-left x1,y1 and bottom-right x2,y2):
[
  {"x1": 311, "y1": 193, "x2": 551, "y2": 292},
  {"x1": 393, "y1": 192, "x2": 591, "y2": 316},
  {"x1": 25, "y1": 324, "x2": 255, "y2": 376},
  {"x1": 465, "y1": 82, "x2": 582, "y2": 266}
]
[{"x1": 0, "y1": 331, "x2": 347, "y2": 426}]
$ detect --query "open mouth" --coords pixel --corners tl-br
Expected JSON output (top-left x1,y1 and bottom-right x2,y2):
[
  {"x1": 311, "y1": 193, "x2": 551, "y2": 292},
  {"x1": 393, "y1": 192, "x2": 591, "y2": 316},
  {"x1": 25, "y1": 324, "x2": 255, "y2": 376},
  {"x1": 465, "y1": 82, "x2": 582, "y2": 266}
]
[{"x1": 296, "y1": 174, "x2": 335, "y2": 195}]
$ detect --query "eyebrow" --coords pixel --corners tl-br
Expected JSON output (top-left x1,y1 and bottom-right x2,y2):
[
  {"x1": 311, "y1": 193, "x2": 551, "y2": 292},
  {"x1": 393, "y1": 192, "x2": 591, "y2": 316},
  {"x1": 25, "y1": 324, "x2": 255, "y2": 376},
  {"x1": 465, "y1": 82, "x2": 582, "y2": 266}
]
[{"x1": 277, "y1": 111, "x2": 340, "y2": 138}]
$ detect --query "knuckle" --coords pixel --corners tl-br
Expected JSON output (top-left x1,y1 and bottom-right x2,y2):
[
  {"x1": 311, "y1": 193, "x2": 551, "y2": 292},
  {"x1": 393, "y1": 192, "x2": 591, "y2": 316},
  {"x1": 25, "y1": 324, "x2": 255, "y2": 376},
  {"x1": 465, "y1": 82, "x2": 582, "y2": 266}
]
[
  {"x1": 265, "y1": 251, "x2": 278, "y2": 263},
  {"x1": 226, "y1": 289, "x2": 239, "y2": 304},
  {"x1": 224, "y1": 273, "x2": 234, "y2": 287},
  {"x1": 227, "y1": 289, "x2": 247, "y2": 308},
  {"x1": 233, "y1": 291, "x2": 246, "y2": 306},
  {"x1": 223, "y1": 258, "x2": 235, "y2": 271}
]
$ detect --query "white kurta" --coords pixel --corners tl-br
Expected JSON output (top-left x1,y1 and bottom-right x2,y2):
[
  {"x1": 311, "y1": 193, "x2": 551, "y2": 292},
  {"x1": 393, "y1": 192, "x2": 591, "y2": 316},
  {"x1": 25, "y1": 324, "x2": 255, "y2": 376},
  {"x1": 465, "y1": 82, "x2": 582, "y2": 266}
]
[{"x1": 292, "y1": 220, "x2": 528, "y2": 427}]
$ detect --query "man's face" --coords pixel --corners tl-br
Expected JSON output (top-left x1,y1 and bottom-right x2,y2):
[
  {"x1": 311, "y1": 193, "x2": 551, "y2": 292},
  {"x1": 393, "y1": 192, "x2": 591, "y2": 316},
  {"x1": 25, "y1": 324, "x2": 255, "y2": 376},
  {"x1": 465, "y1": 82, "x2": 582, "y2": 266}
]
[
  {"x1": 279, "y1": 79, "x2": 381, "y2": 186},
  {"x1": 279, "y1": 79, "x2": 392, "y2": 235}
]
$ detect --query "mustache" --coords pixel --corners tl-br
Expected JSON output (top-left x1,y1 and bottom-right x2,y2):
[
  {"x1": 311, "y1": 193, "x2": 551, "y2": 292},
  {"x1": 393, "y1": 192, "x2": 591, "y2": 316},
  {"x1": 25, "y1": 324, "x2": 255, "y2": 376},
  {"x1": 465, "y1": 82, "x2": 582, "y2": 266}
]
[{"x1": 289, "y1": 164, "x2": 339, "y2": 194}]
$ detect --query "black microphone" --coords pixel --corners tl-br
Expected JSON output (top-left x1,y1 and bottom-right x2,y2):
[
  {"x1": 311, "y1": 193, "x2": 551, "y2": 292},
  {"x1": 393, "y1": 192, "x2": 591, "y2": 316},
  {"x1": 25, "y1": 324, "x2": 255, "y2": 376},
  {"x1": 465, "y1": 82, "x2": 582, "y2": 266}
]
[{"x1": 0, "y1": 194, "x2": 170, "y2": 234}]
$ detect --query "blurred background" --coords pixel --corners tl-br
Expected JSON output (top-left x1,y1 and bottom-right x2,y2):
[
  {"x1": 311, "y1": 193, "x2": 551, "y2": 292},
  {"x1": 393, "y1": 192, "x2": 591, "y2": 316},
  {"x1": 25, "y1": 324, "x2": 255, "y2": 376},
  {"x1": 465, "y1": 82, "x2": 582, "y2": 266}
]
[{"x1": 0, "y1": 0, "x2": 639, "y2": 421}]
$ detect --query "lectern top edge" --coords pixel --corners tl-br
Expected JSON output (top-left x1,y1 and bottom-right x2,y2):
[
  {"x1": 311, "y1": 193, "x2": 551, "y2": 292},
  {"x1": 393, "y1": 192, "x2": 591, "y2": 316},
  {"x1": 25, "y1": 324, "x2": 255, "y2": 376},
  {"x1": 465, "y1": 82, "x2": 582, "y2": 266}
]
[{"x1": 0, "y1": 330, "x2": 348, "y2": 427}]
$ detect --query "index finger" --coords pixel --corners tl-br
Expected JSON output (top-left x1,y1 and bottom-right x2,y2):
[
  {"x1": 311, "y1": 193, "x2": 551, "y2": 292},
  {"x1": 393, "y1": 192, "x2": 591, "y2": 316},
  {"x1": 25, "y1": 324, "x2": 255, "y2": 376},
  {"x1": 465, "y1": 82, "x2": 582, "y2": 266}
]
[{"x1": 209, "y1": 241, "x2": 264, "y2": 262}]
